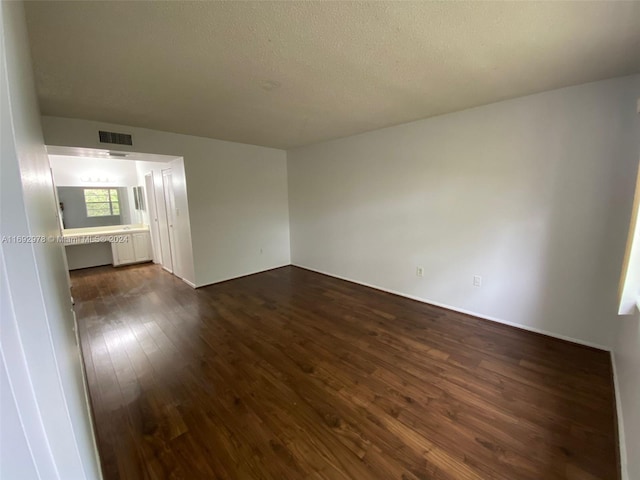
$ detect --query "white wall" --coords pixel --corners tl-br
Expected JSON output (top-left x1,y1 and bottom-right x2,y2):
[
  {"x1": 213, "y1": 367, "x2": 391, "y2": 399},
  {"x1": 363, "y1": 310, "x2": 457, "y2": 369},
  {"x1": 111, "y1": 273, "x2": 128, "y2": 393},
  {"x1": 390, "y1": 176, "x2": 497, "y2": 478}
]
[
  {"x1": 41, "y1": 117, "x2": 291, "y2": 287},
  {"x1": 288, "y1": 75, "x2": 640, "y2": 349},
  {"x1": 50, "y1": 155, "x2": 139, "y2": 187},
  {"x1": 613, "y1": 309, "x2": 640, "y2": 480},
  {"x1": 0, "y1": 1, "x2": 101, "y2": 479}
]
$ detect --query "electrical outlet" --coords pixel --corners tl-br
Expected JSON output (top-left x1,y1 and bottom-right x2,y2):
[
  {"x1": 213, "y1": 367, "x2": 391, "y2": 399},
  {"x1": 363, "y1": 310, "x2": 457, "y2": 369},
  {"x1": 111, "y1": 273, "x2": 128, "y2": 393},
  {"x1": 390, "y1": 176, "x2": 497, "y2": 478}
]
[
  {"x1": 416, "y1": 266, "x2": 424, "y2": 277},
  {"x1": 473, "y1": 275, "x2": 482, "y2": 287}
]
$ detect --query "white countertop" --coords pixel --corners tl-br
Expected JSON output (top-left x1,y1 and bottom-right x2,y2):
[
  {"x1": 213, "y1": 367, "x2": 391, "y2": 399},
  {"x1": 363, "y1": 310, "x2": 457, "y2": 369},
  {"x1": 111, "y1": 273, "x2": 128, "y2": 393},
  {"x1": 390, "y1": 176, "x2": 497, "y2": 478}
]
[{"x1": 62, "y1": 224, "x2": 149, "y2": 244}]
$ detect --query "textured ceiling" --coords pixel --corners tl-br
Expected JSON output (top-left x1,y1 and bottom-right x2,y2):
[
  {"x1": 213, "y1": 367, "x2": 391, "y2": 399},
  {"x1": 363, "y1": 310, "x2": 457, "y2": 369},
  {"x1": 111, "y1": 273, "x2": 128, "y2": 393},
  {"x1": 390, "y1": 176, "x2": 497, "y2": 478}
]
[{"x1": 24, "y1": 1, "x2": 640, "y2": 149}]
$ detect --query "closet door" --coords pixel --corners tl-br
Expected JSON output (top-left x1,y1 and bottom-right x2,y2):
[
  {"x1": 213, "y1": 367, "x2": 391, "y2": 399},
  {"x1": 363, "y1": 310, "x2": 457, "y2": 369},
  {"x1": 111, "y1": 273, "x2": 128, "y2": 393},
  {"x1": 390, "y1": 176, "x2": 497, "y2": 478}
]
[
  {"x1": 155, "y1": 170, "x2": 173, "y2": 273},
  {"x1": 144, "y1": 172, "x2": 162, "y2": 264},
  {"x1": 162, "y1": 169, "x2": 178, "y2": 275}
]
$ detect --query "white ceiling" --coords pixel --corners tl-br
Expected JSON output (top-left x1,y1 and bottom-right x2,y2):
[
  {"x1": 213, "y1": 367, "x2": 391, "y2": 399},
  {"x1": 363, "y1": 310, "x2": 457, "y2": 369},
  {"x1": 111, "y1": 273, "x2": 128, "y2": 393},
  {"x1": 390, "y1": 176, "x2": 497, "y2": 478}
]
[{"x1": 24, "y1": 1, "x2": 640, "y2": 149}]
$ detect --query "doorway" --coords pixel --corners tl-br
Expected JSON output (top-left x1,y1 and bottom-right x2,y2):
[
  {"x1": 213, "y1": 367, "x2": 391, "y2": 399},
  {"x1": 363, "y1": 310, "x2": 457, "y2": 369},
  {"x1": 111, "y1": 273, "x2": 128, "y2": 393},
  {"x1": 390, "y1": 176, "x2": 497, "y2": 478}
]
[{"x1": 46, "y1": 145, "x2": 193, "y2": 284}]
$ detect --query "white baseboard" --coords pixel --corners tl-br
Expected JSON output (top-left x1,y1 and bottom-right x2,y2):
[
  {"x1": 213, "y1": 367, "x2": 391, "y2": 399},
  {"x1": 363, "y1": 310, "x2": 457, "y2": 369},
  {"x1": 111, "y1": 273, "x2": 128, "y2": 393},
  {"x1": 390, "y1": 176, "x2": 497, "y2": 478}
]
[
  {"x1": 292, "y1": 263, "x2": 610, "y2": 352},
  {"x1": 611, "y1": 352, "x2": 628, "y2": 480},
  {"x1": 182, "y1": 278, "x2": 196, "y2": 289}
]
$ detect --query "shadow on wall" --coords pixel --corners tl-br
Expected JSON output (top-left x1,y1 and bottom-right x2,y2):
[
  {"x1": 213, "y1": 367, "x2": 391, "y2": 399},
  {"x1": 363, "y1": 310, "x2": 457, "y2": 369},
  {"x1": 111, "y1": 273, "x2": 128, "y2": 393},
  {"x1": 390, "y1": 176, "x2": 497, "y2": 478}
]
[{"x1": 530, "y1": 92, "x2": 637, "y2": 349}]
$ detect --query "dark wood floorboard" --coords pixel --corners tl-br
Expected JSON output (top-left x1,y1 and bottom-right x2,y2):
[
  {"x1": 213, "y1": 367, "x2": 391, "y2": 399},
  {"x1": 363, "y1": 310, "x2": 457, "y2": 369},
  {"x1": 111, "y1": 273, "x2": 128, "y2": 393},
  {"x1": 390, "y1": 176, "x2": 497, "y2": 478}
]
[{"x1": 71, "y1": 264, "x2": 619, "y2": 480}]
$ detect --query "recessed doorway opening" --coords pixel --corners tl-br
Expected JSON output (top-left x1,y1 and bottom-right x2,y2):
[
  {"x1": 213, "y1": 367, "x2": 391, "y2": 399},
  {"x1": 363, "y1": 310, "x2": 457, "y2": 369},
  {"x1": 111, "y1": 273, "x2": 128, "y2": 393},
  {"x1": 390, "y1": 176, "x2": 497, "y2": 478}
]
[{"x1": 47, "y1": 145, "x2": 195, "y2": 285}]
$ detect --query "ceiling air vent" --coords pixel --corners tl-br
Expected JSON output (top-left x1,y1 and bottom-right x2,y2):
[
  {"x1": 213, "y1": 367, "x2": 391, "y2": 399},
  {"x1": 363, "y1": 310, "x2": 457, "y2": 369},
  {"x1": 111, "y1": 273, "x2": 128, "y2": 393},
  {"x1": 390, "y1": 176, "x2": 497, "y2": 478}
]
[{"x1": 98, "y1": 130, "x2": 133, "y2": 146}]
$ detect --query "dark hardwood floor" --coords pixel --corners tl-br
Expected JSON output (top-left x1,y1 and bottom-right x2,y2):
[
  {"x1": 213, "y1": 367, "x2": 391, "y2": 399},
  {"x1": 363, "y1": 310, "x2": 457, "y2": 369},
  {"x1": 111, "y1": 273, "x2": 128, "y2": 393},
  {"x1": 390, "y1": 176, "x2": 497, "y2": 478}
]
[{"x1": 72, "y1": 264, "x2": 619, "y2": 480}]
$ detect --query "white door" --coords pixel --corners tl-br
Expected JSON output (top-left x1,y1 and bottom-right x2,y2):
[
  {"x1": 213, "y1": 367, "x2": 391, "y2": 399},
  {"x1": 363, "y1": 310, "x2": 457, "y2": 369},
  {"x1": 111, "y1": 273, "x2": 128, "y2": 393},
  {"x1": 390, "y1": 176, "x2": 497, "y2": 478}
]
[
  {"x1": 144, "y1": 173, "x2": 162, "y2": 264},
  {"x1": 155, "y1": 171, "x2": 173, "y2": 273},
  {"x1": 162, "y1": 169, "x2": 178, "y2": 276}
]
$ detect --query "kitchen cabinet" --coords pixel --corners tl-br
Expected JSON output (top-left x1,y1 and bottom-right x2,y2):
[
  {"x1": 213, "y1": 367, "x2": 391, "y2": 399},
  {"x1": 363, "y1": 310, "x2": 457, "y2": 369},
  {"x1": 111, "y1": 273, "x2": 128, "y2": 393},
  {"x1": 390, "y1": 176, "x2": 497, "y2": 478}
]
[
  {"x1": 132, "y1": 232, "x2": 152, "y2": 263},
  {"x1": 111, "y1": 231, "x2": 152, "y2": 266}
]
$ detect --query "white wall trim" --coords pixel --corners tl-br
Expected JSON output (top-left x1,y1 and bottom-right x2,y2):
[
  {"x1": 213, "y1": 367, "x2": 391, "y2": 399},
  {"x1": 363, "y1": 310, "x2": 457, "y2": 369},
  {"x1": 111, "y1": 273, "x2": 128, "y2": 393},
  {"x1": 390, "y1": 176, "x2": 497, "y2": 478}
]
[
  {"x1": 70, "y1": 308, "x2": 103, "y2": 480},
  {"x1": 293, "y1": 263, "x2": 611, "y2": 352},
  {"x1": 611, "y1": 352, "x2": 628, "y2": 480},
  {"x1": 181, "y1": 278, "x2": 196, "y2": 289}
]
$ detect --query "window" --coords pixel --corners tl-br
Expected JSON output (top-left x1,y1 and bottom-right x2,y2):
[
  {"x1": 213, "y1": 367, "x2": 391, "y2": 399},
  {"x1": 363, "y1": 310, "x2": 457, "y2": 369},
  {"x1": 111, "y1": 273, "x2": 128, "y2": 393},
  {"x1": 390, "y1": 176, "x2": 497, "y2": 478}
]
[
  {"x1": 84, "y1": 188, "x2": 120, "y2": 217},
  {"x1": 618, "y1": 159, "x2": 640, "y2": 314}
]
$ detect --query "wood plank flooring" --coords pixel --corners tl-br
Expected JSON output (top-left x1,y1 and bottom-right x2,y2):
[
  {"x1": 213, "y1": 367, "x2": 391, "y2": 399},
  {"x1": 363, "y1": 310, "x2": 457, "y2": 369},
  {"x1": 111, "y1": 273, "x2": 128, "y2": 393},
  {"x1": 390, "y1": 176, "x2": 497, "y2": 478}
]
[{"x1": 72, "y1": 264, "x2": 619, "y2": 480}]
